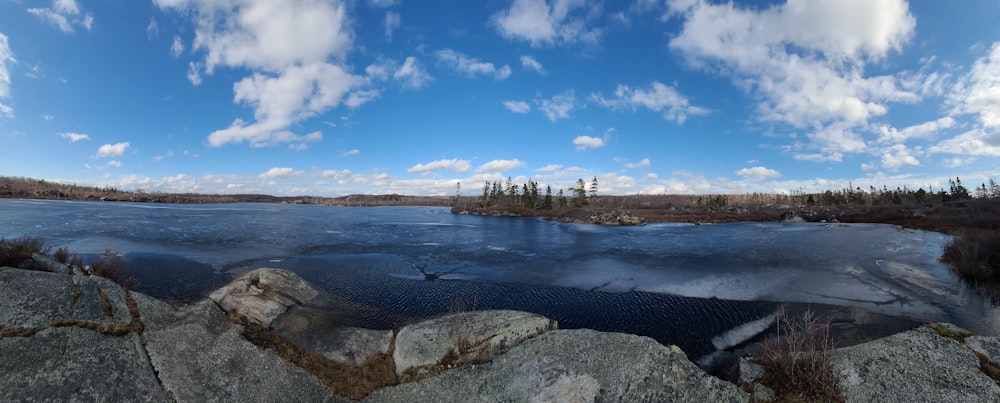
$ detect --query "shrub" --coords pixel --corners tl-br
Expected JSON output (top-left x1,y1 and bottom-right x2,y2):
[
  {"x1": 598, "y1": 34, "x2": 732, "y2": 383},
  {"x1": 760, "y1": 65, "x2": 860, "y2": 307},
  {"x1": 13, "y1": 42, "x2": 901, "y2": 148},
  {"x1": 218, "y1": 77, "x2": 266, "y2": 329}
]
[
  {"x1": 755, "y1": 309, "x2": 841, "y2": 402},
  {"x1": 0, "y1": 237, "x2": 49, "y2": 268},
  {"x1": 90, "y1": 250, "x2": 136, "y2": 288},
  {"x1": 942, "y1": 229, "x2": 1000, "y2": 285},
  {"x1": 54, "y1": 247, "x2": 70, "y2": 264}
]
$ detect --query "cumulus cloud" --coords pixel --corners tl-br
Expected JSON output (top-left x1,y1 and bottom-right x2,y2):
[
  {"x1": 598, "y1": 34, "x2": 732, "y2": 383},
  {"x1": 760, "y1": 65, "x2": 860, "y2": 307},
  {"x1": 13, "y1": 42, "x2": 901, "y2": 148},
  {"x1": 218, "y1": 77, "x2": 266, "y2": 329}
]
[
  {"x1": 435, "y1": 49, "x2": 512, "y2": 80},
  {"x1": 407, "y1": 158, "x2": 472, "y2": 174},
  {"x1": 535, "y1": 164, "x2": 563, "y2": 173},
  {"x1": 0, "y1": 33, "x2": 13, "y2": 118},
  {"x1": 877, "y1": 117, "x2": 955, "y2": 144},
  {"x1": 930, "y1": 129, "x2": 1000, "y2": 156},
  {"x1": 624, "y1": 158, "x2": 650, "y2": 169},
  {"x1": 341, "y1": 149, "x2": 360, "y2": 157},
  {"x1": 503, "y1": 100, "x2": 531, "y2": 113},
  {"x1": 521, "y1": 55, "x2": 545, "y2": 74},
  {"x1": 949, "y1": 42, "x2": 1000, "y2": 129},
  {"x1": 27, "y1": 0, "x2": 93, "y2": 34},
  {"x1": 879, "y1": 144, "x2": 921, "y2": 170},
  {"x1": 592, "y1": 81, "x2": 708, "y2": 124},
  {"x1": 95, "y1": 142, "x2": 130, "y2": 158},
  {"x1": 156, "y1": 0, "x2": 373, "y2": 148},
  {"x1": 477, "y1": 159, "x2": 526, "y2": 172},
  {"x1": 106, "y1": 160, "x2": 123, "y2": 168},
  {"x1": 493, "y1": 0, "x2": 600, "y2": 47},
  {"x1": 573, "y1": 135, "x2": 605, "y2": 151},
  {"x1": 393, "y1": 56, "x2": 432, "y2": 89},
  {"x1": 669, "y1": 0, "x2": 917, "y2": 161},
  {"x1": 59, "y1": 132, "x2": 90, "y2": 142},
  {"x1": 258, "y1": 167, "x2": 301, "y2": 179},
  {"x1": 735, "y1": 166, "x2": 781, "y2": 180},
  {"x1": 537, "y1": 90, "x2": 575, "y2": 121}
]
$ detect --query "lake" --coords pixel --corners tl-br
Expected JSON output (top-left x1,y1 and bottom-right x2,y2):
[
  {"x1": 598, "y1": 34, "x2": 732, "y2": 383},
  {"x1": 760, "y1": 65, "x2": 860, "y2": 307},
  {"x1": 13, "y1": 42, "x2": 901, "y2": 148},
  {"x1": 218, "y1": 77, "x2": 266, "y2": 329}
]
[{"x1": 2, "y1": 199, "x2": 996, "y2": 364}]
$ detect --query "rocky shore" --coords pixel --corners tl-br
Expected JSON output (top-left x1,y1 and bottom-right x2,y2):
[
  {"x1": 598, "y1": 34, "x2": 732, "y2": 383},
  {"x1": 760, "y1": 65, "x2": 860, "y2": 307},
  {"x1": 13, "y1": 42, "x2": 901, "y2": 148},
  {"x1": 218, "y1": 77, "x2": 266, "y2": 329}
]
[{"x1": 4, "y1": 260, "x2": 1000, "y2": 402}]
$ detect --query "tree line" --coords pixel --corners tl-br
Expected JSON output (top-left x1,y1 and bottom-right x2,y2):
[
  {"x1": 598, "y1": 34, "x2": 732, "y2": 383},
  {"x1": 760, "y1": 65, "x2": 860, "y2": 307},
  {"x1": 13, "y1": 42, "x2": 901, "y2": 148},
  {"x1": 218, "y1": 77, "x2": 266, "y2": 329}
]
[{"x1": 460, "y1": 177, "x2": 599, "y2": 210}]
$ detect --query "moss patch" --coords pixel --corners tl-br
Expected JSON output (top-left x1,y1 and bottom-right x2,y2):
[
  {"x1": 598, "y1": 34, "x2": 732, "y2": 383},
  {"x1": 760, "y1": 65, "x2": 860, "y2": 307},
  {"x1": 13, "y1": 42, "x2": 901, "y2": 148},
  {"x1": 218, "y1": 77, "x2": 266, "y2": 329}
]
[{"x1": 924, "y1": 323, "x2": 974, "y2": 342}]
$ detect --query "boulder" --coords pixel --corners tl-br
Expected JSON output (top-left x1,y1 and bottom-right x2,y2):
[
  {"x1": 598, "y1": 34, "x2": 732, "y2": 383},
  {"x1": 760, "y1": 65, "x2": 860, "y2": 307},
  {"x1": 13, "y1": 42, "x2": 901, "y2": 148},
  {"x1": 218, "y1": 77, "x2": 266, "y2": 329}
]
[
  {"x1": 966, "y1": 335, "x2": 1000, "y2": 363},
  {"x1": 31, "y1": 253, "x2": 72, "y2": 274},
  {"x1": 139, "y1": 297, "x2": 344, "y2": 402},
  {"x1": 833, "y1": 323, "x2": 1000, "y2": 402},
  {"x1": 0, "y1": 327, "x2": 171, "y2": 402},
  {"x1": 365, "y1": 328, "x2": 748, "y2": 402},
  {"x1": 392, "y1": 310, "x2": 557, "y2": 378},
  {"x1": 208, "y1": 268, "x2": 320, "y2": 326}
]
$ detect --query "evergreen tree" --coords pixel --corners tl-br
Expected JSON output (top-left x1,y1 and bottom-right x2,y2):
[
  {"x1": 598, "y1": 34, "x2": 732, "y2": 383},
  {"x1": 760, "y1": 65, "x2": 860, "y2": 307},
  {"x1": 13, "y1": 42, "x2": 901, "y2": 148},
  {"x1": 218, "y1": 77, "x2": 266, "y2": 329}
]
[
  {"x1": 557, "y1": 189, "x2": 567, "y2": 208},
  {"x1": 543, "y1": 185, "x2": 553, "y2": 210}
]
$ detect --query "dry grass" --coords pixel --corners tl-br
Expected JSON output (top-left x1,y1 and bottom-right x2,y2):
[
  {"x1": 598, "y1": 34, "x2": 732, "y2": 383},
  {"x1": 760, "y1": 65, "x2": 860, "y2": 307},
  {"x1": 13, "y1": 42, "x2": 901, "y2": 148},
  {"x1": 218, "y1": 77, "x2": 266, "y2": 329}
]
[
  {"x1": 53, "y1": 247, "x2": 70, "y2": 264},
  {"x1": 755, "y1": 309, "x2": 842, "y2": 402},
  {"x1": 90, "y1": 249, "x2": 137, "y2": 288},
  {"x1": 942, "y1": 229, "x2": 1000, "y2": 287}
]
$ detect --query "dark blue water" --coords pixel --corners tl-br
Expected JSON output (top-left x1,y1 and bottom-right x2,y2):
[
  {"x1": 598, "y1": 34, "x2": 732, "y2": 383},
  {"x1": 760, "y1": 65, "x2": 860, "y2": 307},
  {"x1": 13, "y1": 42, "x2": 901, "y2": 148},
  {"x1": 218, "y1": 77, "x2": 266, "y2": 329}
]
[{"x1": 2, "y1": 199, "x2": 997, "y2": 360}]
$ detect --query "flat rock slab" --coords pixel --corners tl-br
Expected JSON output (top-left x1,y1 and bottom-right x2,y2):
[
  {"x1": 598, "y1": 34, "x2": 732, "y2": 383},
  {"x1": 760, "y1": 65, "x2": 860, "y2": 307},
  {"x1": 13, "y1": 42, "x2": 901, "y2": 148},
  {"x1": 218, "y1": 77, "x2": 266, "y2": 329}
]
[
  {"x1": 393, "y1": 310, "x2": 557, "y2": 377},
  {"x1": 0, "y1": 327, "x2": 170, "y2": 402},
  {"x1": 366, "y1": 328, "x2": 748, "y2": 402},
  {"x1": 140, "y1": 297, "x2": 345, "y2": 403},
  {"x1": 0, "y1": 267, "x2": 130, "y2": 328},
  {"x1": 834, "y1": 324, "x2": 1000, "y2": 402}
]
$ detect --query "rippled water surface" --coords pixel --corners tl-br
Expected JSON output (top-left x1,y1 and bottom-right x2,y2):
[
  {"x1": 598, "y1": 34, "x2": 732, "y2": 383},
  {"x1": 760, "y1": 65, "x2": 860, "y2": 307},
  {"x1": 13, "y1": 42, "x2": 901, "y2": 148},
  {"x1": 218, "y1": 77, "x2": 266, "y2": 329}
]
[{"x1": 2, "y1": 199, "x2": 997, "y2": 359}]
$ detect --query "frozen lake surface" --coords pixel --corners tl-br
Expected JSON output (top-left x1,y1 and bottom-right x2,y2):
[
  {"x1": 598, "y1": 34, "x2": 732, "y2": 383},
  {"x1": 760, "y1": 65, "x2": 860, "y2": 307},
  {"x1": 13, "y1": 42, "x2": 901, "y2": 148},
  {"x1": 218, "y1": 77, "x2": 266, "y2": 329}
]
[{"x1": 2, "y1": 199, "x2": 996, "y2": 361}]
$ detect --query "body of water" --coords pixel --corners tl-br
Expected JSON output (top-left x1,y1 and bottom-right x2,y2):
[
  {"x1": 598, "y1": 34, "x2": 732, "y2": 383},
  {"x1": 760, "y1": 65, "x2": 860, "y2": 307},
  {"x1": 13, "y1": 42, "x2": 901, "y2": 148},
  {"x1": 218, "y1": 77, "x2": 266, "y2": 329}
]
[{"x1": 2, "y1": 199, "x2": 996, "y2": 363}]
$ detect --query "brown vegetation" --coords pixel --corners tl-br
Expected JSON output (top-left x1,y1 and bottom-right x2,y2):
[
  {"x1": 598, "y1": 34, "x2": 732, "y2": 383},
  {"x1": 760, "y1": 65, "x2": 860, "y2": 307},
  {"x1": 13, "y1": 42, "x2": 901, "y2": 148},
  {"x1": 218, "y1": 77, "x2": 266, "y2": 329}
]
[
  {"x1": 754, "y1": 309, "x2": 842, "y2": 402},
  {"x1": 0, "y1": 237, "x2": 49, "y2": 269},
  {"x1": 90, "y1": 249, "x2": 136, "y2": 288},
  {"x1": 942, "y1": 229, "x2": 1000, "y2": 291},
  {"x1": 226, "y1": 310, "x2": 398, "y2": 400}
]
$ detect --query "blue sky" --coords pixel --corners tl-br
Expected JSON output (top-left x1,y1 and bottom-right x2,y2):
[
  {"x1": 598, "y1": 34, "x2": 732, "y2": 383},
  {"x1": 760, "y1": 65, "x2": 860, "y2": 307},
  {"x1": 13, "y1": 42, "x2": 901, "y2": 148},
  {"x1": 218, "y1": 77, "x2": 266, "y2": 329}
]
[{"x1": 1, "y1": 0, "x2": 999, "y2": 197}]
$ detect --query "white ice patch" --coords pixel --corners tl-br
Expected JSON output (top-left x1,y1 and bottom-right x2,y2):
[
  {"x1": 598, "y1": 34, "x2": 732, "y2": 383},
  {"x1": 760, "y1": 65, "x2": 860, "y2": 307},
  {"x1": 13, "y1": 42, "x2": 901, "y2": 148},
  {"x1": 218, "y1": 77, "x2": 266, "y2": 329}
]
[{"x1": 711, "y1": 310, "x2": 780, "y2": 350}]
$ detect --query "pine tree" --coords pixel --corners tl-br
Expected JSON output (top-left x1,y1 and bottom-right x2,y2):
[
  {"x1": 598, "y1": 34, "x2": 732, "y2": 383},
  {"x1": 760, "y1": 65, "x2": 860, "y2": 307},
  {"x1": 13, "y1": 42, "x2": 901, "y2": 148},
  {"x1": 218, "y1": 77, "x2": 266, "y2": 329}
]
[{"x1": 543, "y1": 185, "x2": 553, "y2": 210}]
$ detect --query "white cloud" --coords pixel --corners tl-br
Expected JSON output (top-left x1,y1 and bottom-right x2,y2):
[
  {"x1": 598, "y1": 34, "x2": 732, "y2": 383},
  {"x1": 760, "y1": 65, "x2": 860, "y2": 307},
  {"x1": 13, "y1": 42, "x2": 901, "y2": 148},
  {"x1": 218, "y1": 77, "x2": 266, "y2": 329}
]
[
  {"x1": 949, "y1": 42, "x2": 1000, "y2": 129},
  {"x1": 106, "y1": 160, "x2": 123, "y2": 168},
  {"x1": 384, "y1": 12, "x2": 401, "y2": 41},
  {"x1": 95, "y1": 142, "x2": 130, "y2": 158},
  {"x1": 27, "y1": 0, "x2": 93, "y2": 34},
  {"x1": 735, "y1": 166, "x2": 781, "y2": 180},
  {"x1": 147, "y1": 18, "x2": 159, "y2": 39},
  {"x1": 503, "y1": 100, "x2": 531, "y2": 113},
  {"x1": 368, "y1": 0, "x2": 398, "y2": 7},
  {"x1": 879, "y1": 144, "x2": 921, "y2": 170},
  {"x1": 669, "y1": 0, "x2": 917, "y2": 161},
  {"x1": 520, "y1": 55, "x2": 545, "y2": 74},
  {"x1": 930, "y1": 128, "x2": 1000, "y2": 157},
  {"x1": 341, "y1": 149, "x2": 360, "y2": 157},
  {"x1": 41, "y1": 114, "x2": 55, "y2": 121},
  {"x1": 624, "y1": 158, "x2": 650, "y2": 169},
  {"x1": 59, "y1": 132, "x2": 90, "y2": 142},
  {"x1": 592, "y1": 81, "x2": 708, "y2": 124},
  {"x1": 535, "y1": 164, "x2": 563, "y2": 173},
  {"x1": 157, "y1": 0, "x2": 367, "y2": 148},
  {"x1": 208, "y1": 63, "x2": 357, "y2": 147},
  {"x1": 170, "y1": 36, "x2": 184, "y2": 57},
  {"x1": 435, "y1": 49, "x2": 512, "y2": 80},
  {"x1": 407, "y1": 158, "x2": 473, "y2": 174},
  {"x1": 0, "y1": 33, "x2": 13, "y2": 118},
  {"x1": 477, "y1": 159, "x2": 526, "y2": 172},
  {"x1": 393, "y1": 56, "x2": 432, "y2": 89},
  {"x1": 493, "y1": 0, "x2": 600, "y2": 47},
  {"x1": 538, "y1": 90, "x2": 575, "y2": 121},
  {"x1": 573, "y1": 135, "x2": 605, "y2": 151},
  {"x1": 258, "y1": 167, "x2": 301, "y2": 179},
  {"x1": 877, "y1": 117, "x2": 955, "y2": 144}
]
